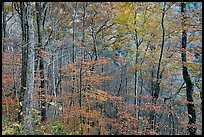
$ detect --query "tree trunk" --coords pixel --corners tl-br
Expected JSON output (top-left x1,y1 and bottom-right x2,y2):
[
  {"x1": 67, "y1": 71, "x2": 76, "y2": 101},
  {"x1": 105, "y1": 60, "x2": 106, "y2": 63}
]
[
  {"x1": 2, "y1": 2, "x2": 7, "y2": 51},
  {"x1": 118, "y1": 65, "x2": 123, "y2": 96},
  {"x1": 36, "y1": 2, "x2": 47, "y2": 122},
  {"x1": 79, "y1": 2, "x2": 87, "y2": 135},
  {"x1": 18, "y1": 2, "x2": 35, "y2": 131},
  {"x1": 70, "y1": 3, "x2": 77, "y2": 108},
  {"x1": 137, "y1": 72, "x2": 143, "y2": 128},
  {"x1": 181, "y1": 2, "x2": 196, "y2": 135},
  {"x1": 18, "y1": 2, "x2": 28, "y2": 124},
  {"x1": 133, "y1": 9, "x2": 139, "y2": 116},
  {"x1": 150, "y1": 2, "x2": 166, "y2": 131},
  {"x1": 25, "y1": 3, "x2": 35, "y2": 129}
]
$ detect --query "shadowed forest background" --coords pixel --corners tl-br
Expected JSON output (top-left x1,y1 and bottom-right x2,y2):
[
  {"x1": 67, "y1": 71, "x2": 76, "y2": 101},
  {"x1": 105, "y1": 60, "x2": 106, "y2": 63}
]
[{"x1": 2, "y1": 2, "x2": 202, "y2": 135}]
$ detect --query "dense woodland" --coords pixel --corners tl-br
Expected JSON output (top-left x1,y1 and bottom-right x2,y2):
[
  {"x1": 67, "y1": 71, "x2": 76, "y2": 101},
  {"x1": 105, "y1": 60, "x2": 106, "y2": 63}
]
[{"x1": 2, "y1": 2, "x2": 202, "y2": 135}]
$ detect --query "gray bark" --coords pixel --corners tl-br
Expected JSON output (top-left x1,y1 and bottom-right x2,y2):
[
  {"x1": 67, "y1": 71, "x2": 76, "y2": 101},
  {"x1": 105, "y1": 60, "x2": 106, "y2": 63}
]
[
  {"x1": 36, "y1": 2, "x2": 47, "y2": 122},
  {"x1": 2, "y1": 2, "x2": 7, "y2": 51},
  {"x1": 18, "y1": 2, "x2": 35, "y2": 131},
  {"x1": 18, "y1": 2, "x2": 28, "y2": 124},
  {"x1": 24, "y1": 3, "x2": 35, "y2": 129}
]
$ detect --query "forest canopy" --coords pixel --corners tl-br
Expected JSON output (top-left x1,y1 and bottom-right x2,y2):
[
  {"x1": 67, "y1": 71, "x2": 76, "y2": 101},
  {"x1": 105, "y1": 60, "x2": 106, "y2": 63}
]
[{"x1": 2, "y1": 2, "x2": 202, "y2": 135}]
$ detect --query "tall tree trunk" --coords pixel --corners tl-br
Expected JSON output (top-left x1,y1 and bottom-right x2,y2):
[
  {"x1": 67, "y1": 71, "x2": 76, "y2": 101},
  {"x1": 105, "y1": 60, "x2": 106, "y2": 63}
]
[
  {"x1": 79, "y1": 2, "x2": 87, "y2": 135},
  {"x1": 52, "y1": 54, "x2": 57, "y2": 118},
  {"x1": 150, "y1": 2, "x2": 166, "y2": 131},
  {"x1": 25, "y1": 3, "x2": 35, "y2": 130},
  {"x1": 181, "y1": 2, "x2": 196, "y2": 135},
  {"x1": 72, "y1": 2, "x2": 77, "y2": 87},
  {"x1": 2, "y1": 2, "x2": 9, "y2": 117},
  {"x1": 91, "y1": 10, "x2": 98, "y2": 62},
  {"x1": 18, "y1": 2, "x2": 28, "y2": 124},
  {"x1": 18, "y1": 2, "x2": 35, "y2": 131},
  {"x1": 36, "y1": 2, "x2": 47, "y2": 122},
  {"x1": 2, "y1": 2, "x2": 7, "y2": 51},
  {"x1": 137, "y1": 72, "x2": 143, "y2": 128},
  {"x1": 70, "y1": 2, "x2": 77, "y2": 108},
  {"x1": 133, "y1": 8, "x2": 141, "y2": 117}
]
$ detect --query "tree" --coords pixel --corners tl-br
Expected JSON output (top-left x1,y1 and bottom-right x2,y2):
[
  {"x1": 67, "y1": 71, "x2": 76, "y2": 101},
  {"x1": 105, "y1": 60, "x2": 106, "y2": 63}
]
[
  {"x1": 180, "y1": 2, "x2": 196, "y2": 135},
  {"x1": 35, "y1": 2, "x2": 48, "y2": 122},
  {"x1": 2, "y1": 2, "x2": 202, "y2": 135},
  {"x1": 150, "y1": 2, "x2": 166, "y2": 131},
  {"x1": 18, "y1": 2, "x2": 35, "y2": 131}
]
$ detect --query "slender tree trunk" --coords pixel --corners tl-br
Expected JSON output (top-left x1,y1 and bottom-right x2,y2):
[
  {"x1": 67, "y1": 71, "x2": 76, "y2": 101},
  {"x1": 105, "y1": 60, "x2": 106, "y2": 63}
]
[
  {"x1": 36, "y1": 2, "x2": 47, "y2": 122},
  {"x1": 79, "y1": 2, "x2": 87, "y2": 135},
  {"x1": 134, "y1": 47, "x2": 138, "y2": 109},
  {"x1": 52, "y1": 54, "x2": 57, "y2": 118},
  {"x1": 118, "y1": 66, "x2": 123, "y2": 96},
  {"x1": 181, "y1": 2, "x2": 196, "y2": 135},
  {"x1": 79, "y1": 63, "x2": 83, "y2": 135},
  {"x1": 2, "y1": 2, "x2": 9, "y2": 117},
  {"x1": 125, "y1": 72, "x2": 128, "y2": 102},
  {"x1": 133, "y1": 9, "x2": 139, "y2": 117},
  {"x1": 150, "y1": 2, "x2": 166, "y2": 131},
  {"x1": 58, "y1": 46, "x2": 63, "y2": 115},
  {"x1": 91, "y1": 10, "x2": 98, "y2": 67},
  {"x1": 2, "y1": 2, "x2": 7, "y2": 51},
  {"x1": 137, "y1": 72, "x2": 143, "y2": 129},
  {"x1": 71, "y1": 2, "x2": 77, "y2": 94},
  {"x1": 18, "y1": 2, "x2": 28, "y2": 124},
  {"x1": 91, "y1": 10, "x2": 98, "y2": 62}
]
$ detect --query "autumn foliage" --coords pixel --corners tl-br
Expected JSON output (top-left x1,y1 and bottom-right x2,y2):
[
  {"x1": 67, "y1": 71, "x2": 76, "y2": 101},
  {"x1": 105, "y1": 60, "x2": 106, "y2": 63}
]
[{"x1": 2, "y1": 2, "x2": 202, "y2": 135}]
